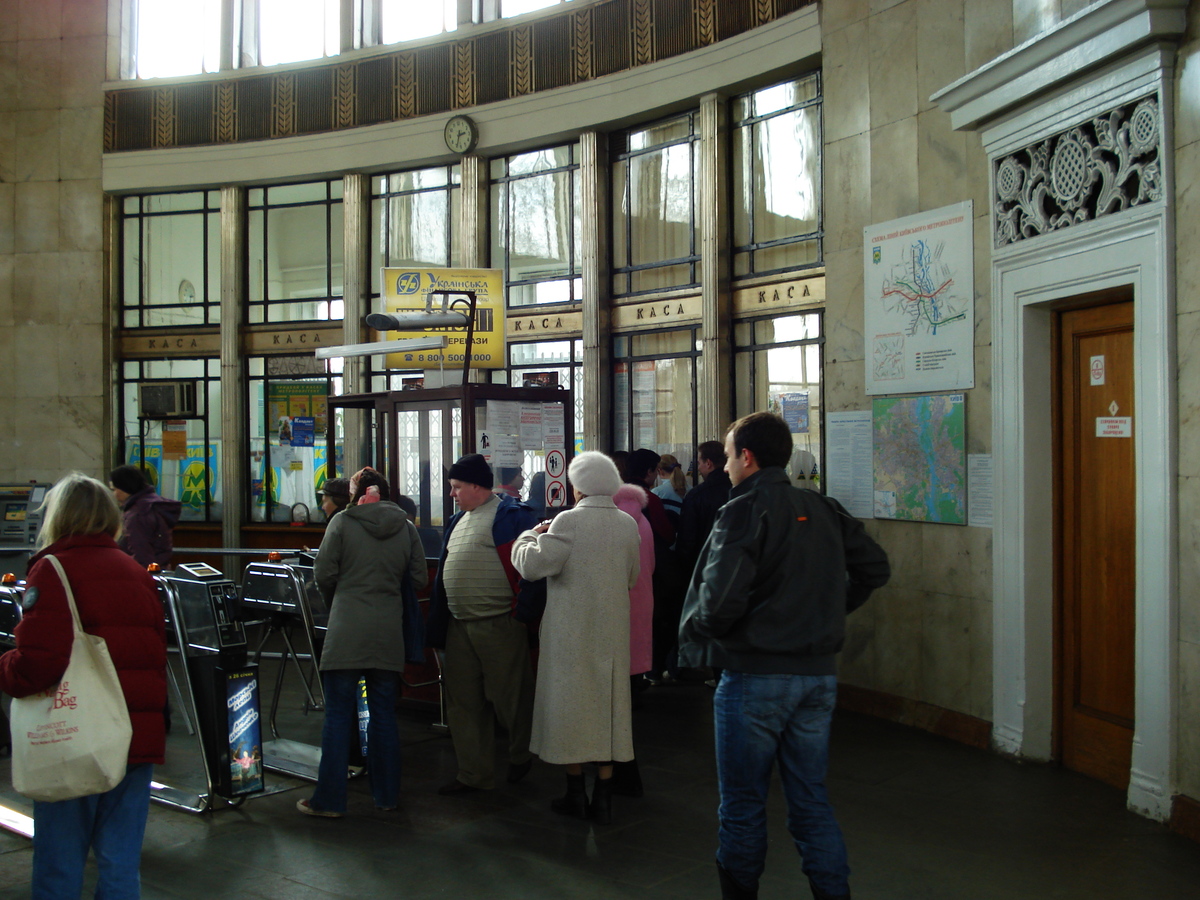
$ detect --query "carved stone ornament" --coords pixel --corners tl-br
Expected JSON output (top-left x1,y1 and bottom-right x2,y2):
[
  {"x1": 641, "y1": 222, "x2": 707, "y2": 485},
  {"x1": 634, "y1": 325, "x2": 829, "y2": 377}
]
[{"x1": 993, "y1": 96, "x2": 1162, "y2": 247}]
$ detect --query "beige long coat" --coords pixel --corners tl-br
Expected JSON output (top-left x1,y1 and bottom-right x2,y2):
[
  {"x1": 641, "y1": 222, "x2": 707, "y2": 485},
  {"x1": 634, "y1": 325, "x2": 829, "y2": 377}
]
[{"x1": 511, "y1": 496, "x2": 640, "y2": 764}]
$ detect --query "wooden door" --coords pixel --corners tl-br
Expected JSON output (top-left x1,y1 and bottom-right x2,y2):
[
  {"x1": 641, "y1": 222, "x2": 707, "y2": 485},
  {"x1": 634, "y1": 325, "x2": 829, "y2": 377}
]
[{"x1": 1055, "y1": 299, "x2": 1135, "y2": 790}]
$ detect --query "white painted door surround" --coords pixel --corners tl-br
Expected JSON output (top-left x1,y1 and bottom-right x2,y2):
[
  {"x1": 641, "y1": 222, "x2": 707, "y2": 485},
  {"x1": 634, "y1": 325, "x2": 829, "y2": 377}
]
[{"x1": 932, "y1": 0, "x2": 1185, "y2": 819}]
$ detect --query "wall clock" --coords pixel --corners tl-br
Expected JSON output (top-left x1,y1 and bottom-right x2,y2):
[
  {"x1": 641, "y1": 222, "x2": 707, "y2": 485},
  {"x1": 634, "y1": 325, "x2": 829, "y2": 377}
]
[{"x1": 444, "y1": 115, "x2": 479, "y2": 154}]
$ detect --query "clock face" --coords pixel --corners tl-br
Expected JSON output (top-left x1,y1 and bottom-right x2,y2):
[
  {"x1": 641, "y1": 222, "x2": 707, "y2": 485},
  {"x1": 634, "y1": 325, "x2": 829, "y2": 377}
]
[
  {"x1": 444, "y1": 115, "x2": 478, "y2": 154},
  {"x1": 178, "y1": 279, "x2": 196, "y2": 303}
]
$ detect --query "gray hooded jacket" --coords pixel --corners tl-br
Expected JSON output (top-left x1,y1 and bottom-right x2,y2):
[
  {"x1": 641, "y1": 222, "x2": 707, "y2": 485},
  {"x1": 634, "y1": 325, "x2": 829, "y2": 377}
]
[{"x1": 314, "y1": 500, "x2": 428, "y2": 672}]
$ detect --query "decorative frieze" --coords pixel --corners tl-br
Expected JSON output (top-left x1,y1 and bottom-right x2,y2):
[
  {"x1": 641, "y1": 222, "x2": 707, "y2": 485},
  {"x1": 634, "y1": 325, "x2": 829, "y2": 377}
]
[{"x1": 993, "y1": 96, "x2": 1162, "y2": 247}]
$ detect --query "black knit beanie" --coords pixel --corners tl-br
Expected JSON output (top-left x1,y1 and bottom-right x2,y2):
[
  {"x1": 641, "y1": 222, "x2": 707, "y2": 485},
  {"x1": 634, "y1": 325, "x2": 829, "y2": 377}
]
[{"x1": 447, "y1": 453, "x2": 494, "y2": 489}]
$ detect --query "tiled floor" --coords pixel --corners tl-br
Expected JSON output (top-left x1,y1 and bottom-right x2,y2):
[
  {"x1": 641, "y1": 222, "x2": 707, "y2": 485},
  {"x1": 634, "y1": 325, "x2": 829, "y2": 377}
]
[{"x1": 3, "y1": 667, "x2": 1200, "y2": 899}]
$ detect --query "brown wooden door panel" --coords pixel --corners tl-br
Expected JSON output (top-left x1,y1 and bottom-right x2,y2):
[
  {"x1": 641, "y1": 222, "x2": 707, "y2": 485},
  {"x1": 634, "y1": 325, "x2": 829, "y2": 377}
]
[{"x1": 1055, "y1": 299, "x2": 1135, "y2": 790}]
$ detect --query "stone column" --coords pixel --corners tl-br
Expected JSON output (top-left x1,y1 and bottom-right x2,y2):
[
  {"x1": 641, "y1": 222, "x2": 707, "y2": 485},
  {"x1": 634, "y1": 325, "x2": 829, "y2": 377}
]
[
  {"x1": 341, "y1": 172, "x2": 370, "y2": 471},
  {"x1": 580, "y1": 131, "x2": 611, "y2": 452},
  {"x1": 220, "y1": 186, "x2": 246, "y2": 566},
  {"x1": 698, "y1": 92, "x2": 731, "y2": 438}
]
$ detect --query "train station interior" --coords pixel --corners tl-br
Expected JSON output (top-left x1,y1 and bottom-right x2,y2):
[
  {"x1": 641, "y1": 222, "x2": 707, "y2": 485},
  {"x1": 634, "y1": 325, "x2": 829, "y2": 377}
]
[{"x1": 3, "y1": 0, "x2": 1200, "y2": 895}]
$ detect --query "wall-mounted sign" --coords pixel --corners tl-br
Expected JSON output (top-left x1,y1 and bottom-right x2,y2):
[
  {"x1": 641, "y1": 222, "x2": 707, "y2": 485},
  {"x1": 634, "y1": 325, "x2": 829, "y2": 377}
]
[
  {"x1": 120, "y1": 330, "x2": 221, "y2": 358},
  {"x1": 381, "y1": 267, "x2": 505, "y2": 369},
  {"x1": 732, "y1": 276, "x2": 826, "y2": 316},
  {"x1": 612, "y1": 295, "x2": 702, "y2": 330},
  {"x1": 507, "y1": 311, "x2": 583, "y2": 340}
]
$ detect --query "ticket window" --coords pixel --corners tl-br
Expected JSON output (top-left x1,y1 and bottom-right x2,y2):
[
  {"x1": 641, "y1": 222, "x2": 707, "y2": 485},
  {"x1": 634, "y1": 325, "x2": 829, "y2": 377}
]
[
  {"x1": 330, "y1": 384, "x2": 574, "y2": 555},
  {"x1": 612, "y1": 327, "x2": 699, "y2": 478},
  {"x1": 733, "y1": 312, "x2": 825, "y2": 487}
]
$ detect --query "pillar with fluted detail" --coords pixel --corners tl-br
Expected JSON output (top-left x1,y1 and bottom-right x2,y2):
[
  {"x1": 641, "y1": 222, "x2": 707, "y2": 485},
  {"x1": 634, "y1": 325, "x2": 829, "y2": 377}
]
[
  {"x1": 220, "y1": 185, "x2": 246, "y2": 571},
  {"x1": 580, "y1": 131, "x2": 611, "y2": 453},
  {"x1": 698, "y1": 92, "x2": 731, "y2": 440}
]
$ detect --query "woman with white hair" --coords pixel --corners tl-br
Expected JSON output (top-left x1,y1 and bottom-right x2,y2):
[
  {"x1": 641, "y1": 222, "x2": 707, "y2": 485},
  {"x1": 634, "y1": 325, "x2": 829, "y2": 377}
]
[{"x1": 511, "y1": 451, "x2": 641, "y2": 824}]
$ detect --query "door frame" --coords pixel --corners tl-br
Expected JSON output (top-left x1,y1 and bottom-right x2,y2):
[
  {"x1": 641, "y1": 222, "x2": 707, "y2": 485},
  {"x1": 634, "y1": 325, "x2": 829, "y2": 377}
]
[{"x1": 992, "y1": 206, "x2": 1176, "y2": 819}]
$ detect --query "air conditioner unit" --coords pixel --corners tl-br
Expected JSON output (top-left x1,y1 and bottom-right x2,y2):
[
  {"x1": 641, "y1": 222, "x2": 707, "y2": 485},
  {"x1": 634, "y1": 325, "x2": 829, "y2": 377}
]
[{"x1": 138, "y1": 381, "x2": 198, "y2": 419}]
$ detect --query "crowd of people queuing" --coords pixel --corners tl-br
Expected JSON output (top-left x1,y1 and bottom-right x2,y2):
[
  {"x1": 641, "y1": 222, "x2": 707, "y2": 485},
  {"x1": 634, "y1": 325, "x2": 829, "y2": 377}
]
[{"x1": 0, "y1": 412, "x2": 887, "y2": 900}]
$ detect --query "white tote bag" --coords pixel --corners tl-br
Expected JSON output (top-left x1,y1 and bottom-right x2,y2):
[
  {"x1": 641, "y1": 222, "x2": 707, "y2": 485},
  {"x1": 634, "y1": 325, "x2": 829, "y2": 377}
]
[{"x1": 10, "y1": 555, "x2": 133, "y2": 803}]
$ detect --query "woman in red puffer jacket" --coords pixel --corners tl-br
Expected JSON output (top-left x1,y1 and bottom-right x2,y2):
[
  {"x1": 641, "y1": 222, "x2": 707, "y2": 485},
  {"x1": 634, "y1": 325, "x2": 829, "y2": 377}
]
[{"x1": 0, "y1": 472, "x2": 166, "y2": 899}]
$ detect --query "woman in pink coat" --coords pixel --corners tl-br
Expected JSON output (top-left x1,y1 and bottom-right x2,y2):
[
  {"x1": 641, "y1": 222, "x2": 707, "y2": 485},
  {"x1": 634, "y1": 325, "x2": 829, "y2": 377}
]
[{"x1": 612, "y1": 483, "x2": 656, "y2": 797}]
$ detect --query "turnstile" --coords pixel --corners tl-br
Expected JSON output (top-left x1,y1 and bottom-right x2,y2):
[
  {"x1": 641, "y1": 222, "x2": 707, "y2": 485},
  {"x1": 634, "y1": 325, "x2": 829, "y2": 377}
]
[
  {"x1": 240, "y1": 556, "x2": 328, "y2": 781},
  {"x1": 153, "y1": 562, "x2": 267, "y2": 812}
]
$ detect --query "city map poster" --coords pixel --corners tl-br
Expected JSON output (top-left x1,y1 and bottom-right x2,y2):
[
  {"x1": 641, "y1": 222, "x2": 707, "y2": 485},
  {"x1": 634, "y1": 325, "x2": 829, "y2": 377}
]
[
  {"x1": 864, "y1": 201, "x2": 974, "y2": 395},
  {"x1": 873, "y1": 393, "x2": 966, "y2": 525}
]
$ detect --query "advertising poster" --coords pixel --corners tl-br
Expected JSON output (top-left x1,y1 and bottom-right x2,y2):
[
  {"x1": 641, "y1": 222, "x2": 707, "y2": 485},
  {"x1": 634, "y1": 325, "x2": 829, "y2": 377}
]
[
  {"x1": 772, "y1": 392, "x2": 810, "y2": 434},
  {"x1": 269, "y1": 382, "x2": 328, "y2": 444},
  {"x1": 226, "y1": 669, "x2": 264, "y2": 796},
  {"x1": 864, "y1": 201, "x2": 974, "y2": 395},
  {"x1": 380, "y1": 267, "x2": 505, "y2": 369}
]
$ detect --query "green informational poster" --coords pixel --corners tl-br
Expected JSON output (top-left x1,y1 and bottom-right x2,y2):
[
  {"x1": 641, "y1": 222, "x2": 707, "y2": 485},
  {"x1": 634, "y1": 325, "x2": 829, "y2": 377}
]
[{"x1": 872, "y1": 393, "x2": 966, "y2": 524}]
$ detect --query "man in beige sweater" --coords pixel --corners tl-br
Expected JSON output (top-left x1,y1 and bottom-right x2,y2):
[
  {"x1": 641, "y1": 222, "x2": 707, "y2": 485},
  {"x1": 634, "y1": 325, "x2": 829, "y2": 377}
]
[{"x1": 426, "y1": 454, "x2": 537, "y2": 794}]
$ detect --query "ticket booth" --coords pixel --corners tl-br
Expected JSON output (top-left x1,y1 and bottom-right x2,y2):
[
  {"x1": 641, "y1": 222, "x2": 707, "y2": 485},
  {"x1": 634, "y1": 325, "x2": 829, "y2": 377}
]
[{"x1": 0, "y1": 483, "x2": 51, "y2": 578}]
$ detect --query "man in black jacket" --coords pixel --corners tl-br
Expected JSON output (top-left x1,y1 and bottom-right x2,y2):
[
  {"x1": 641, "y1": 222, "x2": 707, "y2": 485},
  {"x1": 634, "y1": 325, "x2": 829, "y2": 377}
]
[
  {"x1": 678, "y1": 413, "x2": 890, "y2": 900},
  {"x1": 674, "y1": 440, "x2": 732, "y2": 572}
]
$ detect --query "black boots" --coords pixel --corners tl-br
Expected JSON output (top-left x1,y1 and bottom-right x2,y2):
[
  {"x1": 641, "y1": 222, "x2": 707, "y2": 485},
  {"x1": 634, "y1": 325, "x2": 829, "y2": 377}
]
[
  {"x1": 550, "y1": 773, "x2": 589, "y2": 819},
  {"x1": 610, "y1": 759, "x2": 643, "y2": 797},
  {"x1": 717, "y1": 863, "x2": 758, "y2": 900},
  {"x1": 589, "y1": 775, "x2": 613, "y2": 824}
]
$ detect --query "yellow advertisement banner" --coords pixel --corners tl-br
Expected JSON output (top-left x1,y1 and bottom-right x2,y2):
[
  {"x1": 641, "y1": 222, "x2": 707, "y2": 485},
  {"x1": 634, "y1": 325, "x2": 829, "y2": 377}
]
[{"x1": 381, "y1": 268, "x2": 505, "y2": 370}]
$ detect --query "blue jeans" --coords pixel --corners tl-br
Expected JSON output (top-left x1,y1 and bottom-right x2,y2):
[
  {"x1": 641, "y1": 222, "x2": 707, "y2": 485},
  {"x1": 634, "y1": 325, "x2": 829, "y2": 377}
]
[
  {"x1": 310, "y1": 669, "x2": 401, "y2": 813},
  {"x1": 713, "y1": 672, "x2": 850, "y2": 896},
  {"x1": 33, "y1": 763, "x2": 154, "y2": 899}
]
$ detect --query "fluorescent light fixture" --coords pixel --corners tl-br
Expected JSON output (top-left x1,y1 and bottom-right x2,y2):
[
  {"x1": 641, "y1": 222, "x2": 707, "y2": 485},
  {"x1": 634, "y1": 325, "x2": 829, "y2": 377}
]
[
  {"x1": 0, "y1": 803, "x2": 33, "y2": 838},
  {"x1": 365, "y1": 312, "x2": 470, "y2": 330},
  {"x1": 315, "y1": 336, "x2": 448, "y2": 360}
]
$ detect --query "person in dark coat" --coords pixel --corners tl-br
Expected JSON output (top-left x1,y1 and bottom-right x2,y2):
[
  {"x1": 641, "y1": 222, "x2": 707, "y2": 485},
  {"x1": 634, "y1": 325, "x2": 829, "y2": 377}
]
[
  {"x1": 0, "y1": 472, "x2": 167, "y2": 898},
  {"x1": 675, "y1": 440, "x2": 733, "y2": 572},
  {"x1": 300, "y1": 468, "x2": 428, "y2": 817},
  {"x1": 109, "y1": 464, "x2": 182, "y2": 568}
]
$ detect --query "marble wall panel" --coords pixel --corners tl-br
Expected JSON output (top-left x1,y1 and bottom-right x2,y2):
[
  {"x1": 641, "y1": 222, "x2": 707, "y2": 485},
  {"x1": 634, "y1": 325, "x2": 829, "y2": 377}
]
[
  {"x1": 0, "y1": 396, "x2": 17, "y2": 482},
  {"x1": 60, "y1": 35, "x2": 105, "y2": 109},
  {"x1": 1176, "y1": 142, "x2": 1200, "y2": 316},
  {"x1": 13, "y1": 323, "x2": 61, "y2": 398},
  {"x1": 1177, "y1": 29, "x2": 1200, "y2": 151},
  {"x1": 59, "y1": 107, "x2": 102, "y2": 180},
  {"x1": 823, "y1": 18, "x2": 870, "y2": 144},
  {"x1": 824, "y1": 133, "x2": 871, "y2": 254},
  {"x1": 59, "y1": 322, "x2": 105, "y2": 395},
  {"x1": 916, "y1": 0, "x2": 965, "y2": 113},
  {"x1": 0, "y1": 112, "x2": 14, "y2": 182},
  {"x1": 1177, "y1": 310, "x2": 1200, "y2": 476},
  {"x1": 869, "y1": 116, "x2": 920, "y2": 223},
  {"x1": 916, "y1": 108, "x2": 971, "y2": 212},
  {"x1": 1178, "y1": 475, "x2": 1200, "y2": 645},
  {"x1": 18, "y1": 0, "x2": 63, "y2": 42},
  {"x1": 0, "y1": 183, "x2": 13, "y2": 256},
  {"x1": 62, "y1": 0, "x2": 108, "y2": 39},
  {"x1": 871, "y1": 587, "x2": 924, "y2": 699},
  {"x1": 972, "y1": 213, "x2": 992, "y2": 340},
  {"x1": 13, "y1": 181, "x2": 59, "y2": 254},
  {"x1": 915, "y1": 521, "x2": 973, "y2": 596},
  {"x1": 967, "y1": 344, "x2": 992, "y2": 453},
  {"x1": 16, "y1": 39, "x2": 61, "y2": 111},
  {"x1": 13, "y1": 252, "x2": 61, "y2": 325},
  {"x1": 1012, "y1": 0, "x2": 1061, "y2": 45},
  {"x1": 824, "y1": 358, "x2": 869, "y2": 412},
  {"x1": 823, "y1": 0, "x2": 871, "y2": 32},
  {"x1": 60, "y1": 179, "x2": 102, "y2": 252},
  {"x1": 0, "y1": 9, "x2": 16, "y2": 43},
  {"x1": 0, "y1": 253, "x2": 12, "y2": 323},
  {"x1": 12, "y1": 397, "x2": 65, "y2": 481},
  {"x1": 58, "y1": 250, "x2": 104, "y2": 326},
  {"x1": 964, "y1": 0, "x2": 1013, "y2": 71},
  {"x1": 841, "y1": 602, "x2": 878, "y2": 689},
  {"x1": 868, "y1": 1, "x2": 919, "y2": 130},
  {"x1": 870, "y1": 0, "x2": 911, "y2": 15},
  {"x1": 872, "y1": 518, "x2": 925, "y2": 586},
  {"x1": 920, "y1": 590, "x2": 973, "y2": 711},
  {"x1": 968, "y1": 597, "x2": 993, "y2": 719},
  {"x1": 0, "y1": 43, "x2": 17, "y2": 114},
  {"x1": 14, "y1": 109, "x2": 60, "y2": 183},
  {"x1": 824, "y1": 249, "x2": 867, "y2": 362},
  {"x1": 1178, "y1": 638, "x2": 1200, "y2": 798}
]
